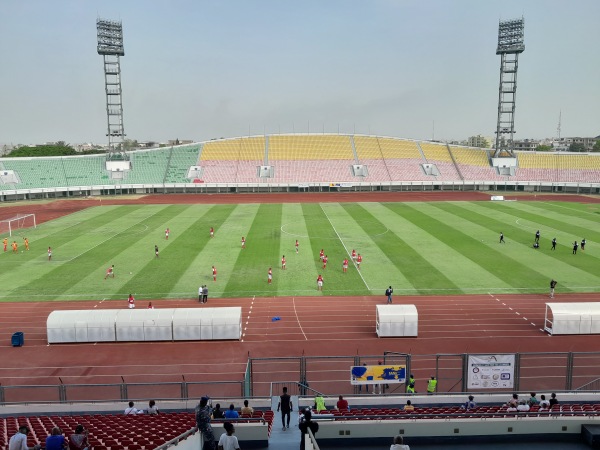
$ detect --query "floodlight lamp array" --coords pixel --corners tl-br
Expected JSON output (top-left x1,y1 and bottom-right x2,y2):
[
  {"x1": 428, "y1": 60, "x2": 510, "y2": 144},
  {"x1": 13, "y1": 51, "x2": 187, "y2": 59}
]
[
  {"x1": 97, "y1": 19, "x2": 125, "y2": 56},
  {"x1": 496, "y1": 18, "x2": 525, "y2": 54}
]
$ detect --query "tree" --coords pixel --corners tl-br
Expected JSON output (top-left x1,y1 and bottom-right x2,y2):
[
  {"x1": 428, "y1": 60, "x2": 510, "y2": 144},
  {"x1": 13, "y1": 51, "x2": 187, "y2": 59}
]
[
  {"x1": 3, "y1": 144, "x2": 76, "y2": 157},
  {"x1": 569, "y1": 143, "x2": 586, "y2": 153},
  {"x1": 593, "y1": 140, "x2": 600, "y2": 152},
  {"x1": 535, "y1": 145, "x2": 553, "y2": 152}
]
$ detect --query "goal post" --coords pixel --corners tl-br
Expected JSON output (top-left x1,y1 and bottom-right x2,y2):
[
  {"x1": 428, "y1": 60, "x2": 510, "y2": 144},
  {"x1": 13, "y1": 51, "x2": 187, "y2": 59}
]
[{"x1": 0, "y1": 214, "x2": 37, "y2": 237}]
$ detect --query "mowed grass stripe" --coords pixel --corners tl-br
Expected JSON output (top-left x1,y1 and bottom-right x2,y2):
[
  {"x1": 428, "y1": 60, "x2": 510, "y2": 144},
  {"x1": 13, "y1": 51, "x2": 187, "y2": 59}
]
[
  {"x1": 329, "y1": 203, "x2": 411, "y2": 291},
  {"x1": 458, "y1": 202, "x2": 600, "y2": 282},
  {"x1": 0, "y1": 205, "x2": 151, "y2": 300},
  {"x1": 112, "y1": 204, "x2": 239, "y2": 300},
  {"x1": 224, "y1": 204, "x2": 283, "y2": 296},
  {"x1": 277, "y1": 204, "x2": 320, "y2": 294},
  {"x1": 171, "y1": 204, "x2": 248, "y2": 298},
  {"x1": 432, "y1": 202, "x2": 598, "y2": 291},
  {"x1": 363, "y1": 203, "x2": 457, "y2": 293},
  {"x1": 301, "y1": 203, "x2": 366, "y2": 295},
  {"x1": 363, "y1": 202, "x2": 510, "y2": 293}
]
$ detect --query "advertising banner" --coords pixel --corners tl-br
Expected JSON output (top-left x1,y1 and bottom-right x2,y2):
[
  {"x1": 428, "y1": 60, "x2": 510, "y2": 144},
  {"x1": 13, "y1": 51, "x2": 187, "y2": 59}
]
[
  {"x1": 467, "y1": 354, "x2": 515, "y2": 389},
  {"x1": 351, "y1": 364, "x2": 406, "y2": 385}
]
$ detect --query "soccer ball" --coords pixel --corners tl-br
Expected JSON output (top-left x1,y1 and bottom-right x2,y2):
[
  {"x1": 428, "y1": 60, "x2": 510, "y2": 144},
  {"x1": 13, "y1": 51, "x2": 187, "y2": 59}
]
[{"x1": 130, "y1": 272, "x2": 133, "y2": 274}]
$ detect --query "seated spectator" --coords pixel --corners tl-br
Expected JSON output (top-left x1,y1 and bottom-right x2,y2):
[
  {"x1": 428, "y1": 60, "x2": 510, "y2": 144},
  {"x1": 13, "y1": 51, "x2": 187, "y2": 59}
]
[
  {"x1": 314, "y1": 394, "x2": 326, "y2": 412},
  {"x1": 528, "y1": 392, "x2": 539, "y2": 407},
  {"x1": 124, "y1": 401, "x2": 142, "y2": 415},
  {"x1": 403, "y1": 400, "x2": 414, "y2": 411},
  {"x1": 506, "y1": 393, "x2": 518, "y2": 408},
  {"x1": 146, "y1": 400, "x2": 159, "y2": 415},
  {"x1": 212, "y1": 403, "x2": 225, "y2": 419},
  {"x1": 224, "y1": 404, "x2": 240, "y2": 419},
  {"x1": 390, "y1": 434, "x2": 410, "y2": 450},
  {"x1": 539, "y1": 395, "x2": 550, "y2": 409},
  {"x1": 506, "y1": 405, "x2": 518, "y2": 413},
  {"x1": 461, "y1": 395, "x2": 477, "y2": 410},
  {"x1": 45, "y1": 427, "x2": 67, "y2": 450},
  {"x1": 517, "y1": 400, "x2": 530, "y2": 412},
  {"x1": 241, "y1": 399, "x2": 254, "y2": 415},
  {"x1": 549, "y1": 393, "x2": 559, "y2": 406},
  {"x1": 336, "y1": 395, "x2": 349, "y2": 410},
  {"x1": 68, "y1": 425, "x2": 89, "y2": 450},
  {"x1": 8, "y1": 426, "x2": 41, "y2": 450}
]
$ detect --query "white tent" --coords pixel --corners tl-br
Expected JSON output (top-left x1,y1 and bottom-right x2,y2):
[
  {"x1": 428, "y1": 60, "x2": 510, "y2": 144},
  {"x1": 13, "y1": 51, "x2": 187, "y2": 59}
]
[
  {"x1": 544, "y1": 303, "x2": 600, "y2": 335},
  {"x1": 376, "y1": 305, "x2": 418, "y2": 337},
  {"x1": 47, "y1": 310, "x2": 118, "y2": 344},
  {"x1": 173, "y1": 307, "x2": 242, "y2": 341},
  {"x1": 115, "y1": 308, "x2": 175, "y2": 342}
]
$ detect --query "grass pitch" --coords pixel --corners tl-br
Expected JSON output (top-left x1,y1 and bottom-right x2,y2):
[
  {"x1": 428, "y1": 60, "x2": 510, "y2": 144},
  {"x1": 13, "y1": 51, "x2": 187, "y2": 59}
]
[{"x1": 0, "y1": 200, "x2": 599, "y2": 302}]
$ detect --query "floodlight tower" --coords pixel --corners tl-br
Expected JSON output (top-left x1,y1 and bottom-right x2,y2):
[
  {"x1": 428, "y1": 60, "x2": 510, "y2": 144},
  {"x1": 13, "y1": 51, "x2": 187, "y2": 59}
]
[
  {"x1": 493, "y1": 18, "x2": 525, "y2": 158},
  {"x1": 97, "y1": 18, "x2": 127, "y2": 160}
]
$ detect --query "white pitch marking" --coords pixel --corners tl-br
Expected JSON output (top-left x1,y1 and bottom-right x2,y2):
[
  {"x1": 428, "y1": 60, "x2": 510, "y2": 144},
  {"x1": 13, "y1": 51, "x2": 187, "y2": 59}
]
[
  {"x1": 292, "y1": 297, "x2": 308, "y2": 341},
  {"x1": 509, "y1": 307, "x2": 513, "y2": 311},
  {"x1": 515, "y1": 312, "x2": 520, "y2": 315},
  {"x1": 319, "y1": 204, "x2": 370, "y2": 291},
  {"x1": 523, "y1": 317, "x2": 528, "y2": 321},
  {"x1": 531, "y1": 323, "x2": 536, "y2": 326}
]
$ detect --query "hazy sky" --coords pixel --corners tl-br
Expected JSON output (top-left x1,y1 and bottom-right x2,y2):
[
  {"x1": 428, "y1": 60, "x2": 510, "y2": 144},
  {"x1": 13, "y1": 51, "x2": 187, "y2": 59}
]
[{"x1": 1, "y1": 0, "x2": 598, "y2": 146}]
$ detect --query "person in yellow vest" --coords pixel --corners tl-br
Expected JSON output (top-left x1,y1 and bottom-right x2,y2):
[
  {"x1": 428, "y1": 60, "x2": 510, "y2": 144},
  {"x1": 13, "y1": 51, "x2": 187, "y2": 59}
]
[
  {"x1": 407, "y1": 374, "x2": 415, "y2": 390},
  {"x1": 427, "y1": 376, "x2": 437, "y2": 395},
  {"x1": 314, "y1": 394, "x2": 326, "y2": 412},
  {"x1": 406, "y1": 382, "x2": 416, "y2": 394}
]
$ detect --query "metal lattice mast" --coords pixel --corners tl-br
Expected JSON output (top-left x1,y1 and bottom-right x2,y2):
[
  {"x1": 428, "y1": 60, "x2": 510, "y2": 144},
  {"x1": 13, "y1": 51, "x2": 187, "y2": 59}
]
[
  {"x1": 493, "y1": 18, "x2": 525, "y2": 158},
  {"x1": 97, "y1": 19, "x2": 127, "y2": 160}
]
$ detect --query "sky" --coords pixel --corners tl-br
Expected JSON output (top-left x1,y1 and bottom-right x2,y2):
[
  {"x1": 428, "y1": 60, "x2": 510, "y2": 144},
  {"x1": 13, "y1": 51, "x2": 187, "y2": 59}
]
[{"x1": 1, "y1": 0, "x2": 599, "y2": 146}]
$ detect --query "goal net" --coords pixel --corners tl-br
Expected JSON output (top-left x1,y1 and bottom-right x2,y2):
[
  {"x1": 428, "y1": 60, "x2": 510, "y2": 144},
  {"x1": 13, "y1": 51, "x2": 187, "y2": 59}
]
[{"x1": 0, "y1": 214, "x2": 37, "y2": 237}]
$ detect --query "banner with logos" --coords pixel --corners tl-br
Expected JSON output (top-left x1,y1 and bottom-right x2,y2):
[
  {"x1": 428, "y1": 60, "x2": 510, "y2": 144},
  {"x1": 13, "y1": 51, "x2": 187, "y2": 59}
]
[
  {"x1": 351, "y1": 364, "x2": 406, "y2": 385},
  {"x1": 467, "y1": 354, "x2": 515, "y2": 389}
]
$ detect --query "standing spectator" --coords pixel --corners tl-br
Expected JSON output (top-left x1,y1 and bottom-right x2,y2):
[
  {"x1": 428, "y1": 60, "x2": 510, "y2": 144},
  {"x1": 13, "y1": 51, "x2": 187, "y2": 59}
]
[
  {"x1": 385, "y1": 286, "x2": 393, "y2": 304},
  {"x1": 217, "y1": 422, "x2": 240, "y2": 450},
  {"x1": 127, "y1": 294, "x2": 135, "y2": 309},
  {"x1": 403, "y1": 400, "x2": 414, "y2": 411},
  {"x1": 277, "y1": 386, "x2": 293, "y2": 431},
  {"x1": 550, "y1": 279, "x2": 557, "y2": 298},
  {"x1": 535, "y1": 230, "x2": 540, "y2": 243},
  {"x1": 336, "y1": 395, "x2": 349, "y2": 410},
  {"x1": 551, "y1": 238, "x2": 557, "y2": 250},
  {"x1": 224, "y1": 404, "x2": 239, "y2": 419},
  {"x1": 241, "y1": 400, "x2": 254, "y2": 415},
  {"x1": 148, "y1": 302, "x2": 154, "y2": 309},
  {"x1": 68, "y1": 425, "x2": 89, "y2": 450},
  {"x1": 146, "y1": 400, "x2": 159, "y2": 414},
  {"x1": 316, "y1": 274, "x2": 324, "y2": 291},
  {"x1": 390, "y1": 435, "x2": 410, "y2": 450},
  {"x1": 426, "y1": 376, "x2": 437, "y2": 395},
  {"x1": 125, "y1": 401, "x2": 142, "y2": 414},
  {"x1": 499, "y1": 232, "x2": 505, "y2": 243},
  {"x1": 155, "y1": 244, "x2": 159, "y2": 258},
  {"x1": 196, "y1": 396, "x2": 215, "y2": 450},
  {"x1": 539, "y1": 395, "x2": 550, "y2": 409},
  {"x1": 212, "y1": 404, "x2": 225, "y2": 419},
  {"x1": 549, "y1": 393, "x2": 559, "y2": 406},
  {"x1": 573, "y1": 241, "x2": 578, "y2": 254},
  {"x1": 461, "y1": 395, "x2": 477, "y2": 410},
  {"x1": 314, "y1": 394, "x2": 326, "y2": 412},
  {"x1": 581, "y1": 238, "x2": 586, "y2": 251},
  {"x1": 45, "y1": 427, "x2": 67, "y2": 450},
  {"x1": 8, "y1": 425, "x2": 41, "y2": 450},
  {"x1": 199, "y1": 285, "x2": 204, "y2": 302},
  {"x1": 202, "y1": 285, "x2": 209, "y2": 304},
  {"x1": 299, "y1": 410, "x2": 319, "y2": 450}
]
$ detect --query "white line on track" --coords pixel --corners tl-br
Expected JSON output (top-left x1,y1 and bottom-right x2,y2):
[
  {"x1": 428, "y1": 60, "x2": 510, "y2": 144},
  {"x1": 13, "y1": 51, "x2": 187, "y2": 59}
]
[
  {"x1": 319, "y1": 203, "x2": 370, "y2": 291},
  {"x1": 292, "y1": 297, "x2": 307, "y2": 341}
]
